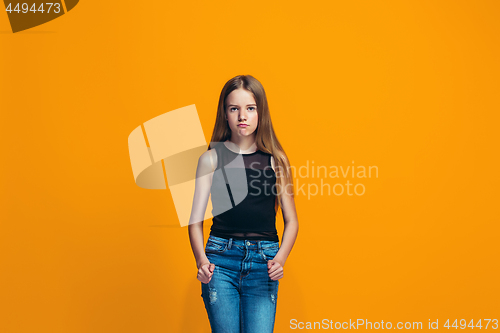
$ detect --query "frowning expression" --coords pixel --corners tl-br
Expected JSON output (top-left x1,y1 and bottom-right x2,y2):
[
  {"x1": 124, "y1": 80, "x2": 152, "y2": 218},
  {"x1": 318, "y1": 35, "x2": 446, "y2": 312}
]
[{"x1": 225, "y1": 88, "x2": 258, "y2": 137}]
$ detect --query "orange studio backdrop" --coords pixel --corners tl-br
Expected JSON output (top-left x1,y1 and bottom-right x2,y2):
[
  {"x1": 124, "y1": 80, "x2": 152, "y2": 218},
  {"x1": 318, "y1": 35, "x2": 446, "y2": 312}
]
[{"x1": 1, "y1": 1, "x2": 499, "y2": 332}]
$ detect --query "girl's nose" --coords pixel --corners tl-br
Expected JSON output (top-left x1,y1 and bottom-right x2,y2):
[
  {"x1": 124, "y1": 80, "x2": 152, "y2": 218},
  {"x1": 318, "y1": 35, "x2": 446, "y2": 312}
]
[{"x1": 238, "y1": 111, "x2": 247, "y2": 121}]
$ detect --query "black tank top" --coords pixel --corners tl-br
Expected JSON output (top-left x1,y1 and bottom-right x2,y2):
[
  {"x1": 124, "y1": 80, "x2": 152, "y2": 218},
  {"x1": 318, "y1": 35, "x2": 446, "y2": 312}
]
[{"x1": 209, "y1": 141, "x2": 279, "y2": 241}]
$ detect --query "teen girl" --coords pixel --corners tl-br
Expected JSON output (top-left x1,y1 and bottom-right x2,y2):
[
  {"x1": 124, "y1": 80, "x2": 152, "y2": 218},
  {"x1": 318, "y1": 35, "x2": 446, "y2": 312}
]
[{"x1": 188, "y1": 75, "x2": 299, "y2": 332}]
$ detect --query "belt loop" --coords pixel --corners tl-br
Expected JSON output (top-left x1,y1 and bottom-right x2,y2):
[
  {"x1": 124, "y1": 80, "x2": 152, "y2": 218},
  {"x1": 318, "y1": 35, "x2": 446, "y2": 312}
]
[
  {"x1": 228, "y1": 238, "x2": 232, "y2": 250},
  {"x1": 257, "y1": 240, "x2": 262, "y2": 252}
]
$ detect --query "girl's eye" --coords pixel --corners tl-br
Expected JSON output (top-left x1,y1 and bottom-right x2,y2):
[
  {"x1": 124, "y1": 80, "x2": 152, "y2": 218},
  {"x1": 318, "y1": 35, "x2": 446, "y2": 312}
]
[
  {"x1": 248, "y1": 107, "x2": 256, "y2": 111},
  {"x1": 230, "y1": 107, "x2": 238, "y2": 112}
]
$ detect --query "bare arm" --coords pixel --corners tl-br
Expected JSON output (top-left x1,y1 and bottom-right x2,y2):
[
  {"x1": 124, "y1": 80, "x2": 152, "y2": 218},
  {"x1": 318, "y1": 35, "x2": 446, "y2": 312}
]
[
  {"x1": 273, "y1": 181, "x2": 299, "y2": 268},
  {"x1": 188, "y1": 149, "x2": 216, "y2": 270},
  {"x1": 271, "y1": 154, "x2": 299, "y2": 268}
]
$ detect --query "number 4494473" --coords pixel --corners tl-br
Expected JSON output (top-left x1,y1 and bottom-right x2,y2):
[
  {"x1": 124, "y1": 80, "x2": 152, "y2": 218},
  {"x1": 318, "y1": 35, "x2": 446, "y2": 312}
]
[
  {"x1": 5, "y1": 3, "x2": 62, "y2": 14},
  {"x1": 444, "y1": 319, "x2": 498, "y2": 329}
]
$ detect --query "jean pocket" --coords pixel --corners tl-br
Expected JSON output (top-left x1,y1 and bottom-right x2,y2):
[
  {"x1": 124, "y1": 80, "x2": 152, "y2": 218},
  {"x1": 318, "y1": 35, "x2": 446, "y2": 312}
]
[
  {"x1": 205, "y1": 239, "x2": 228, "y2": 253},
  {"x1": 261, "y1": 245, "x2": 279, "y2": 261}
]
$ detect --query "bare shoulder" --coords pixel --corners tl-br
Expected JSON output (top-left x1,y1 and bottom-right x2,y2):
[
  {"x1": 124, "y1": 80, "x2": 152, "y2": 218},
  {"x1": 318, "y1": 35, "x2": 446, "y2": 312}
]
[{"x1": 198, "y1": 149, "x2": 217, "y2": 174}]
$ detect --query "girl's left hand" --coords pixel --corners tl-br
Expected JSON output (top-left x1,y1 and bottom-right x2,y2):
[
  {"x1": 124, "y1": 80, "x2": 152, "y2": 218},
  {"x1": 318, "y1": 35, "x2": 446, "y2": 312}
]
[{"x1": 267, "y1": 260, "x2": 284, "y2": 280}]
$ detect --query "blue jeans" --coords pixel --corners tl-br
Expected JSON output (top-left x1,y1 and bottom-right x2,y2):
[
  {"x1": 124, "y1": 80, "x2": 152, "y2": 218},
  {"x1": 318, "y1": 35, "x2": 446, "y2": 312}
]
[{"x1": 201, "y1": 235, "x2": 280, "y2": 333}]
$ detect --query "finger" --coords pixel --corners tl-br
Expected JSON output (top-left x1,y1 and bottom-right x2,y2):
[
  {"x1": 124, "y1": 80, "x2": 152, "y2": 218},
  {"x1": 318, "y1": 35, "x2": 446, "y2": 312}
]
[
  {"x1": 269, "y1": 270, "x2": 280, "y2": 278},
  {"x1": 269, "y1": 268, "x2": 283, "y2": 279},
  {"x1": 201, "y1": 265, "x2": 212, "y2": 276},
  {"x1": 209, "y1": 263, "x2": 215, "y2": 273},
  {"x1": 197, "y1": 271, "x2": 207, "y2": 280},
  {"x1": 268, "y1": 262, "x2": 280, "y2": 273},
  {"x1": 199, "y1": 272, "x2": 210, "y2": 281}
]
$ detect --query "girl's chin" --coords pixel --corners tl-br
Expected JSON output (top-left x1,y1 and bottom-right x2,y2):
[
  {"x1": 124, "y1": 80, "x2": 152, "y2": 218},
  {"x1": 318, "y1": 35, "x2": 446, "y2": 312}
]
[
  {"x1": 236, "y1": 130, "x2": 255, "y2": 136},
  {"x1": 234, "y1": 127, "x2": 255, "y2": 135}
]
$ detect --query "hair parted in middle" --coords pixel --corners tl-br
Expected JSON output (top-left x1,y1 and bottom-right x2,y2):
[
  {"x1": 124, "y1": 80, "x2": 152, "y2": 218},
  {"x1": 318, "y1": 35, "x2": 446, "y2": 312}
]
[{"x1": 208, "y1": 74, "x2": 294, "y2": 212}]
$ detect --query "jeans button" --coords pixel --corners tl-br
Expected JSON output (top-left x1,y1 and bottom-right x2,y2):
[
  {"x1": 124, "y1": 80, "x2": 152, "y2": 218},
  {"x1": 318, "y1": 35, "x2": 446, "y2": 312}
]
[{"x1": 246, "y1": 241, "x2": 251, "y2": 246}]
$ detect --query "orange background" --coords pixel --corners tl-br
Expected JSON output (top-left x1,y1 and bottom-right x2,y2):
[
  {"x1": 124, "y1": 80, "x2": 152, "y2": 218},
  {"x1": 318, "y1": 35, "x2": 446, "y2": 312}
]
[{"x1": 1, "y1": 1, "x2": 499, "y2": 332}]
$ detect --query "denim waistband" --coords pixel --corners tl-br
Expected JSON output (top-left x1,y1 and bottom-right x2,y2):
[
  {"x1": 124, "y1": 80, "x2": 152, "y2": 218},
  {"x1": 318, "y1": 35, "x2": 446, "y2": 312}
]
[{"x1": 208, "y1": 235, "x2": 279, "y2": 250}]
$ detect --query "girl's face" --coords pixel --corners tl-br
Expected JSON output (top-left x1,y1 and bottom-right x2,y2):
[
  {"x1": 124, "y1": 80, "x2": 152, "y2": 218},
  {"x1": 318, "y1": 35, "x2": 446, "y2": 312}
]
[{"x1": 225, "y1": 88, "x2": 259, "y2": 138}]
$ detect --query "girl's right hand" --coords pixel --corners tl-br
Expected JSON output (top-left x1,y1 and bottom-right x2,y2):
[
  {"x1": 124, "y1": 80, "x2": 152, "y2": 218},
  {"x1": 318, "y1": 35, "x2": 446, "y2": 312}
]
[{"x1": 197, "y1": 262, "x2": 215, "y2": 284}]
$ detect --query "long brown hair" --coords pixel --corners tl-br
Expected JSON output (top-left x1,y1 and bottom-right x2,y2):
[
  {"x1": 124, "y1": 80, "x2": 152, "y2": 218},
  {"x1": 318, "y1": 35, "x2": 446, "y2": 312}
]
[{"x1": 208, "y1": 75, "x2": 294, "y2": 211}]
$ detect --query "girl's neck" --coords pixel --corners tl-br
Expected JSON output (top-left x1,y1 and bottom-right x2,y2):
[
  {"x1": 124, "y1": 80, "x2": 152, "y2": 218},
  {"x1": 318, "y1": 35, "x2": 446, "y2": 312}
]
[{"x1": 226, "y1": 135, "x2": 257, "y2": 153}]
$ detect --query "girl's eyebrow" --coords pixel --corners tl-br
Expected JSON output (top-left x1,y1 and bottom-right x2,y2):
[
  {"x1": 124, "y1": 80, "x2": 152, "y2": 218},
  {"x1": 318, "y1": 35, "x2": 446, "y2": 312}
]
[{"x1": 227, "y1": 104, "x2": 257, "y2": 107}]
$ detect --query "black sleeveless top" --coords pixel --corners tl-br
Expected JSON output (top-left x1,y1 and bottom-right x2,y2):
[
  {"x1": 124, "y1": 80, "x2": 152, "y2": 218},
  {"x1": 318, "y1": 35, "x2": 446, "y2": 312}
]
[{"x1": 209, "y1": 141, "x2": 279, "y2": 241}]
